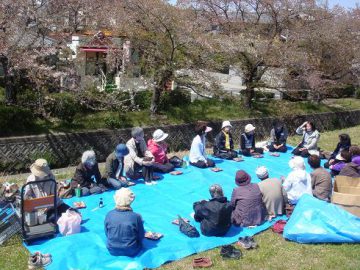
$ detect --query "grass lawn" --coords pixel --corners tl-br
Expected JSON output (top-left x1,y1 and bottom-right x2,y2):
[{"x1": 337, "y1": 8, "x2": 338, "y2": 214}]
[{"x1": 1, "y1": 126, "x2": 360, "y2": 270}]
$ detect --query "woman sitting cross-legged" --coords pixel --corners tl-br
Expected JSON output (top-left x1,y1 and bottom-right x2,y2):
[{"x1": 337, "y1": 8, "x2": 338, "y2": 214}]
[
  {"x1": 72, "y1": 150, "x2": 108, "y2": 196},
  {"x1": 104, "y1": 188, "x2": 144, "y2": 257},
  {"x1": 24, "y1": 159, "x2": 70, "y2": 222},
  {"x1": 292, "y1": 121, "x2": 320, "y2": 157},
  {"x1": 147, "y1": 129, "x2": 175, "y2": 173},
  {"x1": 213, "y1": 120, "x2": 238, "y2": 160},
  {"x1": 231, "y1": 170, "x2": 267, "y2": 227},
  {"x1": 189, "y1": 122, "x2": 215, "y2": 168},
  {"x1": 240, "y1": 124, "x2": 264, "y2": 156},
  {"x1": 268, "y1": 121, "x2": 288, "y2": 153}
]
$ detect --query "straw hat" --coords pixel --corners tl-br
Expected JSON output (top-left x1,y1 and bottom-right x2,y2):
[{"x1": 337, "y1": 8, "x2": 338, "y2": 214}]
[{"x1": 30, "y1": 159, "x2": 51, "y2": 178}]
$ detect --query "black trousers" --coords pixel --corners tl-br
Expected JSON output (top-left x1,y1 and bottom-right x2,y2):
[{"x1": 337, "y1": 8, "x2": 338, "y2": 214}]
[
  {"x1": 292, "y1": 147, "x2": 310, "y2": 157},
  {"x1": 190, "y1": 158, "x2": 215, "y2": 168},
  {"x1": 241, "y1": 148, "x2": 264, "y2": 157},
  {"x1": 268, "y1": 143, "x2": 287, "y2": 153},
  {"x1": 214, "y1": 150, "x2": 238, "y2": 160},
  {"x1": 152, "y1": 162, "x2": 175, "y2": 173}
]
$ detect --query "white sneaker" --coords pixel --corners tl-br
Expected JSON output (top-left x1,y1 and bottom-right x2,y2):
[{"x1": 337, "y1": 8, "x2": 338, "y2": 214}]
[
  {"x1": 151, "y1": 181, "x2": 157, "y2": 185},
  {"x1": 145, "y1": 181, "x2": 153, "y2": 186}
]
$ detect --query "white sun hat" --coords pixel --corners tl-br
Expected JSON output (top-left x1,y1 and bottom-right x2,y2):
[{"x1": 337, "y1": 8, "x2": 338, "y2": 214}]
[
  {"x1": 245, "y1": 124, "x2": 256, "y2": 133},
  {"x1": 221, "y1": 121, "x2": 232, "y2": 129},
  {"x1": 153, "y1": 129, "x2": 169, "y2": 142}
]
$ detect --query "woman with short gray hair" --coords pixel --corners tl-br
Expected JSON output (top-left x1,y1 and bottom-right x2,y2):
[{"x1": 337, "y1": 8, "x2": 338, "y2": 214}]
[{"x1": 72, "y1": 150, "x2": 108, "y2": 196}]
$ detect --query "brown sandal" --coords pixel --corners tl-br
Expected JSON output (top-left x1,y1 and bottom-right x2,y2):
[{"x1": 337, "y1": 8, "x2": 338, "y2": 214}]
[{"x1": 192, "y1": 257, "x2": 212, "y2": 268}]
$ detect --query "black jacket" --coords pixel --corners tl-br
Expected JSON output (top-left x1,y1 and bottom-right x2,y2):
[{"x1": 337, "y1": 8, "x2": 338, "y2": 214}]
[
  {"x1": 193, "y1": 197, "x2": 232, "y2": 237},
  {"x1": 105, "y1": 152, "x2": 125, "y2": 179},
  {"x1": 213, "y1": 131, "x2": 234, "y2": 155},
  {"x1": 240, "y1": 133, "x2": 255, "y2": 150},
  {"x1": 330, "y1": 142, "x2": 351, "y2": 160},
  {"x1": 72, "y1": 162, "x2": 102, "y2": 188}
]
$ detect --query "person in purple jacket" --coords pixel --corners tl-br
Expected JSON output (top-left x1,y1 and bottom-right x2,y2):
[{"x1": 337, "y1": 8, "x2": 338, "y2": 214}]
[
  {"x1": 104, "y1": 188, "x2": 144, "y2": 257},
  {"x1": 329, "y1": 150, "x2": 351, "y2": 176},
  {"x1": 231, "y1": 170, "x2": 267, "y2": 227},
  {"x1": 339, "y1": 146, "x2": 360, "y2": 178}
]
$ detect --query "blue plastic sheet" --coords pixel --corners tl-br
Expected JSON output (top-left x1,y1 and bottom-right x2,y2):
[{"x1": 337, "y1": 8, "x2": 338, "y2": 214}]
[
  {"x1": 24, "y1": 148, "x2": 302, "y2": 270},
  {"x1": 283, "y1": 194, "x2": 360, "y2": 243}
]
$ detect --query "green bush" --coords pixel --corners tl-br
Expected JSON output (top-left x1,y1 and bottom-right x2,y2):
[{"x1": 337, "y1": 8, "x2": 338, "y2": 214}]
[
  {"x1": 104, "y1": 113, "x2": 132, "y2": 129},
  {"x1": 45, "y1": 92, "x2": 79, "y2": 123},
  {"x1": 327, "y1": 85, "x2": 355, "y2": 98},
  {"x1": 0, "y1": 104, "x2": 36, "y2": 136},
  {"x1": 160, "y1": 89, "x2": 191, "y2": 110},
  {"x1": 355, "y1": 88, "x2": 360, "y2": 99},
  {"x1": 134, "y1": 90, "x2": 152, "y2": 109}
]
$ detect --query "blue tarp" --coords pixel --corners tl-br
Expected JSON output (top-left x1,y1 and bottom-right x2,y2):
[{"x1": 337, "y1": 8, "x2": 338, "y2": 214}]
[
  {"x1": 24, "y1": 147, "x2": 304, "y2": 270},
  {"x1": 283, "y1": 194, "x2": 360, "y2": 244}
]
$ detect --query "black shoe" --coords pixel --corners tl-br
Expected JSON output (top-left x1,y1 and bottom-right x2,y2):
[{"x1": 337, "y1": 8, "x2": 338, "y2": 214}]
[
  {"x1": 245, "y1": 236, "x2": 258, "y2": 249},
  {"x1": 220, "y1": 245, "x2": 242, "y2": 259},
  {"x1": 237, "y1": 237, "x2": 252, "y2": 249}
]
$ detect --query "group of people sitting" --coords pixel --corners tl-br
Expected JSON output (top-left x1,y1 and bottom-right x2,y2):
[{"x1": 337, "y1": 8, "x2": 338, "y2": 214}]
[{"x1": 22, "y1": 119, "x2": 360, "y2": 258}]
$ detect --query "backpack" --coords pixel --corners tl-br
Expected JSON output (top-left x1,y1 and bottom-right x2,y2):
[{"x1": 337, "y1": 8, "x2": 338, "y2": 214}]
[
  {"x1": 57, "y1": 209, "x2": 82, "y2": 236},
  {"x1": 178, "y1": 215, "x2": 200, "y2": 238},
  {"x1": 169, "y1": 156, "x2": 184, "y2": 168},
  {"x1": 272, "y1": 220, "x2": 287, "y2": 234}
]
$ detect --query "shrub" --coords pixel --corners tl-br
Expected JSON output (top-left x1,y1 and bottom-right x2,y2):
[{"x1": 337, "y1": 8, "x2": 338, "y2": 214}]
[
  {"x1": 134, "y1": 90, "x2": 152, "y2": 109},
  {"x1": 160, "y1": 89, "x2": 191, "y2": 110},
  {"x1": 0, "y1": 104, "x2": 36, "y2": 136},
  {"x1": 326, "y1": 85, "x2": 355, "y2": 98},
  {"x1": 45, "y1": 92, "x2": 78, "y2": 123},
  {"x1": 355, "y1": 88, "x2": 360, "y2": 99},
  {"x1": 104, "y1": 112, "x2": 132, "y2": 129}
]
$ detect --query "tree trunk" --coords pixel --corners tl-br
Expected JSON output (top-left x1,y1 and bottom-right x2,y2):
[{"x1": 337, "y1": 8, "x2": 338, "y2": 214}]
[
  {"x1": 243, "y1": 87, "x2": 255, "y2": 109},
  {"x1": 0, "y1": 56, "x2": 17, "y2": 104},
  {"x1": 150, "y1": 69, "x2": 173, "y2": 115}
]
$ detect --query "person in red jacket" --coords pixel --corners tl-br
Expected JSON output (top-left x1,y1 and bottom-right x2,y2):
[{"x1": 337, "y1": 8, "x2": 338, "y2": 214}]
[{"x1": 147, "y1": 129, "x2": 175, "y2": 173}]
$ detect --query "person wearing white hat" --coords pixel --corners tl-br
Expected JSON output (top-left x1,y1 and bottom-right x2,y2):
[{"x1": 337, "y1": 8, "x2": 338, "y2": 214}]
[
  {"x1": 240, "y1": 123, "x2": 264, "y2": 156},
  {"x1": 147, "y1": 129, "x2": 175, "y2": 173},
  {"x1": 256, "y1": 166, "x2": 285, "y2": 217},
  {"x1": 213, "y1": 121, "x2": 238, "y2": 160},
  {"x1": 281, "y1": 156, "x2": 312, "y2": 205},
  {"x1": 189, "y1": 122, "x2": 215, "y2": 168},
  {"x1": 24, "y1": 159, "x2": 70, "y2": 222},
  {"x1": 104, "y1": 188, "x2": 144, "y2": 257}
]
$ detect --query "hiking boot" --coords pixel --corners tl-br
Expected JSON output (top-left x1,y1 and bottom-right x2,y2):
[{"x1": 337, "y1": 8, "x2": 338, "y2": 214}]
[
  {"x1": 192, "y1": 257, "x2": 212, "y2": 268},
  {"x1": 28, "y1": 253, "x2": 52, "y2": 269},
  {"x1": 246, "y1": 236, "x2": 258, "y2": 249},
  {"x1": 237, "y1": 237, "x2": 252, "y2": 249},
  {"x1": 220, "y1": 245, "x2": 242, "y2": 259}
]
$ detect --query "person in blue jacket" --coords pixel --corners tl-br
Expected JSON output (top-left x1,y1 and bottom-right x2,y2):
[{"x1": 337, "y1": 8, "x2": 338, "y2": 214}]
[{"x1": 104, "y1": 188, "x2": 144, "y2": 257}]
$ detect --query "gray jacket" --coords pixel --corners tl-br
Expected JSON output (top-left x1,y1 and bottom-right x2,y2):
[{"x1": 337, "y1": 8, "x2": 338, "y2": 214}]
[
  {"x1": 124, "y1": 138, "x2": 153, "y2": 176},
  {"x1": 296, "y1": 125, "x2": 320, "y2": 154}
]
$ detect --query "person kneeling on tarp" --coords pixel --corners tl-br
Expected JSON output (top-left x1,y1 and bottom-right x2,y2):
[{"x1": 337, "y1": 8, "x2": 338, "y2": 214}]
[
  {"x1": 231, "y1": 170, "x2": 267, "y2": 227},
  {"x1": 105, "y1": 188, "x2": 144, "y2": 257},
  {"x1": 72, "y1": 150, "x2": 108, "y2": 196},
  {"x1": 256, "y1": 166, "x2": 285, "y2": 219},
  {"x1": 189, "y1": 122, "x2": 215, "y2": 168},
  {"x1": 292, "y1": 121, "x2": 320, "y2": 157},
  {"x1": 268, "y1": 121, "x2": 288, "y2": 153},
  {"x1": 240, "y1": 124, "x2": 264, "y2": 156},
  {"x1": 193, "y1": 184, "x2": 232, "y2": 236},
  {"x1": 213, "y1": 120, "x2": 238, "y2": 160},
  {"x1": 147, "y1": 129, "x2": 175, "y2": 173},
  {"x1": 24, "y1": 159, "x2": 70, "y2": 222},
  {"x1": 105, "y1": 144, "x2": 133, "y2": 189},
  {"x1": 124, "y1": 127, "x2": 156, "y2": 185}
]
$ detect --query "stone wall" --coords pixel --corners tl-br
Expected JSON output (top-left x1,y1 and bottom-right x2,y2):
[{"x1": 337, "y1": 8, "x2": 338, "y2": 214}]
[{"x1": 1, "y1": 110, "x2": 360, "y2": 174}]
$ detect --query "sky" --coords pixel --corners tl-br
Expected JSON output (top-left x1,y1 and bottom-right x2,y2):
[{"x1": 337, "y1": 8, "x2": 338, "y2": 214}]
[{"x1": 328, "y1": 0, "x2": 359, "y2": 8}]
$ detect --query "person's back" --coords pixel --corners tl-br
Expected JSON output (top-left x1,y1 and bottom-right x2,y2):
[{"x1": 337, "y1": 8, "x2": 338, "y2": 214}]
[
  {"x1": 104, "y1": 209, "x2": 144, "y2": 257},
  {"x1": 257, "y1": 178, "x2": 284, "y2": 216},
  {"x1": 310, "y1": 167, "x2": 332, "y2": 201},
  {"x1": 283, "y1": 169, "x2": 312, "y2": 204},
  {"x1": 231, "y1": 183, "x2": 266, "y2": 227},
  {"x1": 194, "y1": 197, "x2": 232, "y2": 236}
]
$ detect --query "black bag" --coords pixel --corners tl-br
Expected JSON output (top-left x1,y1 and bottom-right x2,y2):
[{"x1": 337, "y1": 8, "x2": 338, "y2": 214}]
[
  {"x1": 169, "y1": 156, "x2": 184, "y2": 168},
  {"x1": 178, "y1": 215, "x2": 200, "y2": 238}
]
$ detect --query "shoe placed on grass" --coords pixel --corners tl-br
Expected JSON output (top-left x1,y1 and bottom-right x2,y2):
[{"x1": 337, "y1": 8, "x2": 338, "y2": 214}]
[
  {"x1": 31, "y1": 251, "x2": 52, "y2": 258},
  {"x1": 246, "y1": 236, "x2": 258, "y2": 249},
  {"x1": 237, "y1": 237, "x2": 252, "y2": 249},
  {"x1": 220, "y1": 245, "x2": 242, "y2": 259},
  {"x1": 28, "y1": 253, "x2": 52, "y2": 269},
  {"x1": 192, "y1": 257, "x2": 212, "y2": 268}
]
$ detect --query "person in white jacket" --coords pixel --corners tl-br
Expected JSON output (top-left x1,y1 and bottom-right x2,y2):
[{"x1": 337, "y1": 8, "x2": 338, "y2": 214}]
[
  {"x1": 292, "y1": 121, "x2": 320, "y2": 157},
  {"x1": 282, "y1": 156, "x2": 312, "y2": 205},
  {"x1": 189, "y1": 122, "x2": 215, "y2": 168}
]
